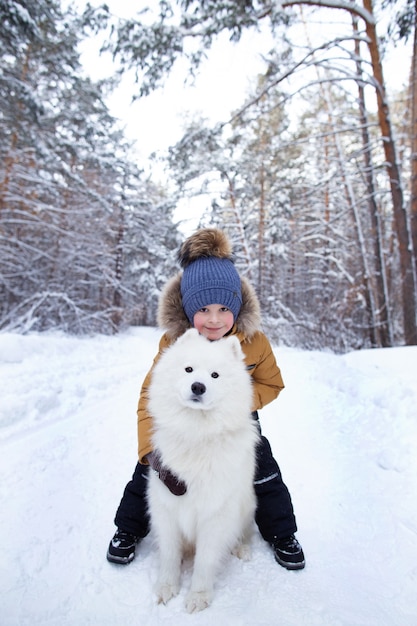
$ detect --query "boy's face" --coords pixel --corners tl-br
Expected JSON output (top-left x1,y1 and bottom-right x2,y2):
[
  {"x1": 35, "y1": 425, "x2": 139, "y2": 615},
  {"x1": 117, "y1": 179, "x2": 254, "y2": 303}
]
[{"x1": 193, "y1": 304, "x2": 234, "y2": 341}]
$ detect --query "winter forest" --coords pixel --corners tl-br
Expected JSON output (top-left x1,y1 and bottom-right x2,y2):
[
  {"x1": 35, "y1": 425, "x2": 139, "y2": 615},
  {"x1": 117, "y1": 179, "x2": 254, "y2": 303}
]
[{"x1": 1, "y1": 0, "x2": 417, "y2": 351}]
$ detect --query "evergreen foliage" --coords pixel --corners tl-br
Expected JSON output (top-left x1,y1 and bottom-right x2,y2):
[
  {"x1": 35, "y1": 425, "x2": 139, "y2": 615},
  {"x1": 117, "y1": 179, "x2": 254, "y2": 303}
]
[{"x1": 0, "y1": 0, "x2": 181, "y2": 334}]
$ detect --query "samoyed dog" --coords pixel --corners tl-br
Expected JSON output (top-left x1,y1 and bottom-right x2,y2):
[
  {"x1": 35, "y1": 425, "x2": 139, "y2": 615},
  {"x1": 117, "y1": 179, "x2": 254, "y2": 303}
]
[{"x1": 147, "y1": 328, "x2": 259, "y2": 613}]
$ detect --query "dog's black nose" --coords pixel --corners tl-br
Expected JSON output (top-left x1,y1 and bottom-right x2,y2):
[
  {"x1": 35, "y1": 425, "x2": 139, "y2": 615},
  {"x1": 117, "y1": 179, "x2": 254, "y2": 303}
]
[{"x1": 191, "y1": 382, "x2": 206, "y2": 396}]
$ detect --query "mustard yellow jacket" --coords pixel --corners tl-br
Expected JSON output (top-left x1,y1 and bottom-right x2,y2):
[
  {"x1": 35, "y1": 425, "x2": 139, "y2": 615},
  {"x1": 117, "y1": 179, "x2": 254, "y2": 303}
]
[{"x1": 137, "y1": 273, "x2": 284, "y2": 462}]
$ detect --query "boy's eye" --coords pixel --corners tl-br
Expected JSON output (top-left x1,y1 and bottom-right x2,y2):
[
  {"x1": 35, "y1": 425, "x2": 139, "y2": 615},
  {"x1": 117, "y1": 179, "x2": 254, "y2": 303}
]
[
  {"x1": 185, "y1": 366, "x2": 193, "y2": 373},
  {"x1": 211, "y1": 372, "x2": 219, "y2": 378}
]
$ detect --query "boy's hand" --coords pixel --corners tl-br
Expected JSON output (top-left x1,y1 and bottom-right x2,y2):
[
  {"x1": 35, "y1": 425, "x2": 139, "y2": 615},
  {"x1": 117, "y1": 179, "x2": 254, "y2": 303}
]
[{"x1": 146, "y1": 451, "x2": 187, "y2": 496}]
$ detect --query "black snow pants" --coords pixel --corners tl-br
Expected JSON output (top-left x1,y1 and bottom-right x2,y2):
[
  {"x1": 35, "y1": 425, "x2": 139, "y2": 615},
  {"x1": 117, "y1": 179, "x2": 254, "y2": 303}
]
[{"x1": 114, "y1": 414, "x2": 297, "y2": 542}]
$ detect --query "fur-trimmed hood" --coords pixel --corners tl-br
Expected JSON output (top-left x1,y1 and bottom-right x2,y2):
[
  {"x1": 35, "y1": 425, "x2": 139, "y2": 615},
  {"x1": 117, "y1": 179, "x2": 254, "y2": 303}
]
[{"x1": 157, "y1": 272, "x2": 261, "y2": 341}]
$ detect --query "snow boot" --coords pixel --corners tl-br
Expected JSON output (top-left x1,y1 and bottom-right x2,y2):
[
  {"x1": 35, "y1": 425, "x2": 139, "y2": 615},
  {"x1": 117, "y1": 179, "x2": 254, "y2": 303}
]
[
  {"x1": 270, "y1": 534, "x2": 305, "y2": 570},
  {"x1": 107, "y1": 529, "x2": 141, "y2": 564}
]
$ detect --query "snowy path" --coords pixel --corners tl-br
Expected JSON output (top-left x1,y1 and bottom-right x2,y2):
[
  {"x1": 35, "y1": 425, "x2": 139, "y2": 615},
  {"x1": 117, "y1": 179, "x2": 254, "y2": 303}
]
[{"x1": 0, "y1": 329, "x2": 416, "y2": 625}]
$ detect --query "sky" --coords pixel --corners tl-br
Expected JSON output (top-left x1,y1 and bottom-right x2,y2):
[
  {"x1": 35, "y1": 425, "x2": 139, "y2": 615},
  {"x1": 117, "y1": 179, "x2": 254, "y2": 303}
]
[{"x1": 1, "y1": 328, "x2": 416, "y2": 624}]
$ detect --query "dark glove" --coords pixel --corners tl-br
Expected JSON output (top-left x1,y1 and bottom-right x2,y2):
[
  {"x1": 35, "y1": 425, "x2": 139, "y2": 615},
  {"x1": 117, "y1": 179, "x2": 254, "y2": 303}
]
[{"x1": 146, "y1": 451, "x2": 187, "y2": 496}]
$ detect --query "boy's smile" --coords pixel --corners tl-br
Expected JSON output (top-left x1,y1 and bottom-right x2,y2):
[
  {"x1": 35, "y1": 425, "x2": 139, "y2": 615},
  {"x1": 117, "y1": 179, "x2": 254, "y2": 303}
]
[{"x1": 193, "y1": 304, "x2": 235, "y2": 340}]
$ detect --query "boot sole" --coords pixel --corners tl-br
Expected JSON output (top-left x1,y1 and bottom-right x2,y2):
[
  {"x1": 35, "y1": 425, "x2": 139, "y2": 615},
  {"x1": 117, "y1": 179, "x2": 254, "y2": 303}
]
[
  {"x1": 274, "y1": 554, "x2": 305, "y2": 570},
  {"x1": 106, "y1": 550, "x2": 135, "y2": 565}
]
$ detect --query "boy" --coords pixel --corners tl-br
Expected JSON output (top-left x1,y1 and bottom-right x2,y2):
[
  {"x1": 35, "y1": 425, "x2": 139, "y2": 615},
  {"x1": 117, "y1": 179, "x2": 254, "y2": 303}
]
[{"x1": 107, "y1": 228, "x2": 305, "y2": 570}]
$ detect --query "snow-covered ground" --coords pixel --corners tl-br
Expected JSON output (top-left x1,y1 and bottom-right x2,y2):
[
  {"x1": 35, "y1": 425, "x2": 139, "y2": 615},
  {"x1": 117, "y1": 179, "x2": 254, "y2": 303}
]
[{"x1": 1, "y1": 328, "x2": 416, "y2": 625}]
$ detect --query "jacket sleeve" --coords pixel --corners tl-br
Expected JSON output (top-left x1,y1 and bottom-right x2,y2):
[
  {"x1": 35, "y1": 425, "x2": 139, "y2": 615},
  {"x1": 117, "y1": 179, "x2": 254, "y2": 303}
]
[
  {"x1": 246, "y1": 332, "x2": 285, "y2": 410},
  {"x1": 137, "y1": 333, "x2": 172, "y2": 463}
]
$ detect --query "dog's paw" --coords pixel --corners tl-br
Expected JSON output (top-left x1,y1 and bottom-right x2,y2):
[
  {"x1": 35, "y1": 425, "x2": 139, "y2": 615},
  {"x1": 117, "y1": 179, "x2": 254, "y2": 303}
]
[
  {"x1": 232, "y1": 542, "x2": 252, "y2": 561},
  {"x1": 155, "y1": 582, "x2": 180, "y2": 605},
  {"x1": 185, "y1": 590, "x2": 212, "y2": 613}
]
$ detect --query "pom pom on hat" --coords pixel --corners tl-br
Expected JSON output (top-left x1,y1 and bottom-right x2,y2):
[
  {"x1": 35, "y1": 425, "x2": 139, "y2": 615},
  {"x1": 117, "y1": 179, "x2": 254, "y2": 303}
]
[
  {"x1": 179, "y1": 229, "x2": 242, "y2": 323},
  {"x1": 178, "y1": 228, "x2": 233, "y2": 268}
]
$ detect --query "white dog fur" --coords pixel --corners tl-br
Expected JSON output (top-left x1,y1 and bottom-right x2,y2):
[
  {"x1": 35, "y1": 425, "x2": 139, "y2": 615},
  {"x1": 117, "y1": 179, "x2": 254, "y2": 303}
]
[{"x1": 147, "y1": 328, "x2": 259, "y2": 613}]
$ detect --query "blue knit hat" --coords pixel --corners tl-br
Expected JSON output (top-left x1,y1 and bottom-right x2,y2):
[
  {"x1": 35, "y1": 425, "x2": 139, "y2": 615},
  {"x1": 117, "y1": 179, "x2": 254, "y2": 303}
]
[{"x1": 181, "y1": 256, "x2": 242, "y2": 324}]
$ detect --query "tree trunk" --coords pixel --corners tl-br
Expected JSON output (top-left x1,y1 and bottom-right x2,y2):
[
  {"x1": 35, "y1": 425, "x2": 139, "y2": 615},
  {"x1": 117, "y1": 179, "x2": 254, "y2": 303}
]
[
  {"x1": 258, "y1": 160, "x2": 266, "y2": 299},
  {"x1": 410, "y1": 0, "x2": 417, "y2": 283},
  {"x1": 362, "y1": 0, "x2": 416, "y2": 344},
  {"x1": 222, "y1": 172, "x2": 253, "y2": 277},
  {"x1": 352, "y1": 15, "x2": 392, "y2": 346}
]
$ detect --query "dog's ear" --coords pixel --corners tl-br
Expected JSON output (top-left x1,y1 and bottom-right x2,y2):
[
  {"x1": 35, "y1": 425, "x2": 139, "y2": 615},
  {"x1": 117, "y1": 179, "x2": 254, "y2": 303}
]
[
  {"x1": 223, "y1": 335, "x2": 244, "y2": 361},
  {"x1": 175, "y1": 328, "x2": 200, "y2": 346}
]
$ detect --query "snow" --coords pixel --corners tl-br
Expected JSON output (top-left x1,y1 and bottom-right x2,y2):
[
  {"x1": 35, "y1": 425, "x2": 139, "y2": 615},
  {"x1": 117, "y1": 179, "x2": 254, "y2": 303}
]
[{"x1": 1, "y1": 328, "x2": 416, "y2": 625}]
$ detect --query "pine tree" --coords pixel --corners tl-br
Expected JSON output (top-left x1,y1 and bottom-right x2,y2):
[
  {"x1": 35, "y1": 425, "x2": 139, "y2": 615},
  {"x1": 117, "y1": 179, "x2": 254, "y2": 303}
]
[{"x1": 0, "y1": 0, "x2": 180, "y2": 333}]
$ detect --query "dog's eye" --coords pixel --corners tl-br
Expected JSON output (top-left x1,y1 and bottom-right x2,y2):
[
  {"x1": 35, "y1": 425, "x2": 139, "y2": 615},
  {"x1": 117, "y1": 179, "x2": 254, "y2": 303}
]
[
  {"x1": 185, "y1": 366, "x2": 193, "y2": 373},
  {"x1": 211, "y1": 372, "x2": 219, "y2": 378}
]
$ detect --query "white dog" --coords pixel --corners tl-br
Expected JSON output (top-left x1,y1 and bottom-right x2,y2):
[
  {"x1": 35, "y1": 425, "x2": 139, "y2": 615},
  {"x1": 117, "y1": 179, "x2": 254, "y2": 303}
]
[{"x1": 147, "y1": 328, "x2": 259, "y2": 613}]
